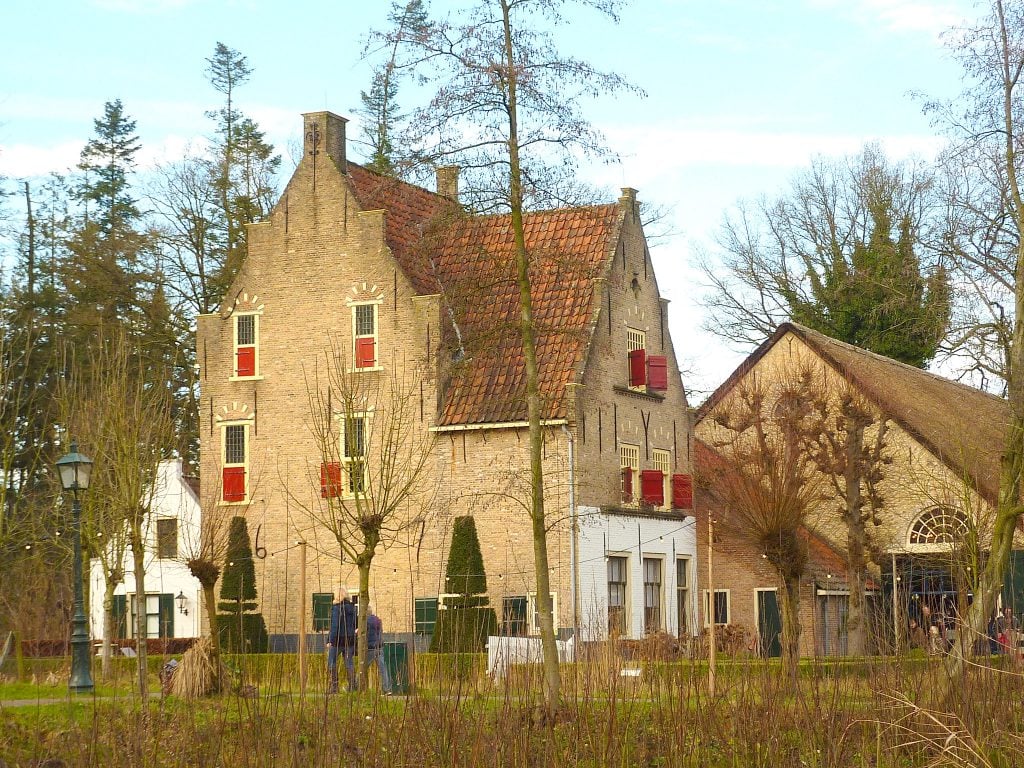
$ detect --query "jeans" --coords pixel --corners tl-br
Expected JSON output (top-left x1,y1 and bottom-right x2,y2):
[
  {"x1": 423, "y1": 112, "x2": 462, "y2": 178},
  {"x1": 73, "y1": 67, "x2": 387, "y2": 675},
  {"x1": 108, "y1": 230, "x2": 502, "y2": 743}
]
[
  {"x1": 367, "y1": 645, "x2": 391, "y2": 693},
  {"x1": 327, "y1": 642, "x2": 356, "y2": 692}
]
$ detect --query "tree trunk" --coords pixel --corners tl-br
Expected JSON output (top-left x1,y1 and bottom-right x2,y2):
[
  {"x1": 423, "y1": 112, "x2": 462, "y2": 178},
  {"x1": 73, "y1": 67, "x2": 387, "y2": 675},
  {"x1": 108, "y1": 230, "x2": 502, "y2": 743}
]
[
  {"x1": 130, "y1": 530, "x2": 149, "y2": 703},
  {"x1": 501, "y1": 0, "x2": 560, "y2": 712},
  {"x1": 101, "y1": 581, "x2": 116, "y2": 675},
  {"x1": 200, "y1": 579, "x2": 223, "y2": 692},
  {"x1": 357, "y1": 552, "x2": 372, "y2": 692},
  {"x1": 778, "y1": 573, "x2": 802, "y2": 688},
  {"x1": 845, "y1": 527, "x2": 868, "y2": 656}
]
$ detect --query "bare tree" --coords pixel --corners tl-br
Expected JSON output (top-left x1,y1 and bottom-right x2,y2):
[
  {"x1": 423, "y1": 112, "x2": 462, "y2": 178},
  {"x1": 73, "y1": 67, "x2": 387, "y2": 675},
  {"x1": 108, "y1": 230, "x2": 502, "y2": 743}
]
[
  {"x1": 298, "y1": 342, "x2": 434, "y2": 690},
  {"x1": 932, "y1": 0, "x2": 1024, "y2": 689},
  {"x1": 380, "y1": 0, "x2": 639, "y2": 709},
  {"x1": 702, "y1": 370, "x2": 826, "y2": 684},
  {"x1": 805, "y1": 386, "x2": 891, "y2": 656},
  {"x1": 62, "y1": 332, "x2": 174, "y2": 702}
]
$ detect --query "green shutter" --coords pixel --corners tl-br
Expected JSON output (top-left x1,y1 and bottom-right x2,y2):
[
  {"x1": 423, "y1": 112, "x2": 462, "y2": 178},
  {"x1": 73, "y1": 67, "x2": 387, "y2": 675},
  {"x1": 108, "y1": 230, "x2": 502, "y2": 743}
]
[
  {"x1": 113, "y1": 594, "x2": 127, "y2": 640},
  {"x1": 414, "y1": 597, "x2": 438, "y2": 635},
  {"x1": 312, "y1": 593, "x2": 333, "y2": 631},
  {"x1": 159, "y1": 594, "x2": 174, "y2": 638}
]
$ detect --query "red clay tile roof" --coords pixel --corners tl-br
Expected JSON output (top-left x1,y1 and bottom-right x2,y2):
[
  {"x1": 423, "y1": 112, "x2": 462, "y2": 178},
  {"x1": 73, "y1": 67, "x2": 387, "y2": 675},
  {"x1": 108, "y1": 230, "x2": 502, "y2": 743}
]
[{"x1": 344, "y1": 163, "x2": 623, "y2": 426}]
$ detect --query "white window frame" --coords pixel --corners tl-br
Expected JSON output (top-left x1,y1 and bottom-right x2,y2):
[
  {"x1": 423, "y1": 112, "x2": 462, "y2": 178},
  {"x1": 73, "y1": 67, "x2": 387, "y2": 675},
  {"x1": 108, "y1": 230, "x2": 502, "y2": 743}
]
[
  {"x1": 642, "y1": 556, "x2": 664, "y2": 634},
  {"x1": 351, "y1": 301, "x2": 383, "y2": 372},
  {"x1": 128, "y1": 593, "x2": 165, "y2": 639},
  {"x1": 437, "y1": 593, "x2": 461, "y2": 611},
  {"x1": 652, "y1": 448, "x2": 671, "y2": 510},
  {"x1": 626, "y1": 327, "x2": 646, "y2": 391},
  {"x1": 527, "y1": 591, "x2": 558, "y2": 635},
  {"x1": 340, "y1": 411, "x2": 371, "y2": 498},
  {"x1": 703, "y1": 588, "x2": 731, "y2": 627},
  {"x1": 607, "y1": 554, "x2": 629, "y2": 636},
  {"x1": 230, "y1": 311, "x2": 263, "y2": 381},
  {"x1": 676, "y1": 557, "x2": 691, "y2": 637},
  {"x1": 220, "y1": 421, "x2": 250, "y2": 504},
  {"x1": 620, "y1": 443, "x2": 639, "y2": 506}
]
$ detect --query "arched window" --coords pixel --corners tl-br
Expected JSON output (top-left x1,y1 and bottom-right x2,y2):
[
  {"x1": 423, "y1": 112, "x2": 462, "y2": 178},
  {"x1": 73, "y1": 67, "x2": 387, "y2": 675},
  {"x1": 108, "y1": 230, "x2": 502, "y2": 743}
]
[{"x1": 908, "y1": 506, "x2": 970, "y2": 547}]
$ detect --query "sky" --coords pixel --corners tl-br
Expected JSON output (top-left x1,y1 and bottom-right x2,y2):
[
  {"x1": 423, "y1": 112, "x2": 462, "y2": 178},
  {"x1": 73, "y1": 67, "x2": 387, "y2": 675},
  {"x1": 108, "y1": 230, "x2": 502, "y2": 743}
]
[{"x1": 0, "y1": 0, "x2": 976, "y2": 400}]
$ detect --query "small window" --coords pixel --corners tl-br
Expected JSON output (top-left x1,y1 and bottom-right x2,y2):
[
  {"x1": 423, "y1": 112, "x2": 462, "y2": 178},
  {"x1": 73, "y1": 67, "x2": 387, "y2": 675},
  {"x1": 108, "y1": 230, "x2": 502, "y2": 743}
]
[
  {"x1": 341, "y1": 414, "x2": 368, "y2": 496},
  {"x1": 414, "y1": 597, "x2": 439, "y2": 635},
  {"x1": 677, "y1": 558, "x2": 690, "y2": 637},
  {"x1": 627, "y1": 328, "x2": 646, "y2": 389},
  {"x1": 155, "y1": 518, "x2": 178, "y2": 559},
  {"x1": 222, "y1": 423, "x2": 248, "y2": 502},
  {"x1": 703, "y1": 589, "x2": 730, "y2": 626},
  {"x1": 652, "y1": 449, "x2": 671, "y2": 509},
  {"x1": 643, "y1": 557, "x2": 662, "y2": 633},
  {"x1": 607, "y1": 556, "x2": 628, "y2": 636},
  {"x1": 129, "y1": 593, "x2": 174, "y2": 639},
  {"x1": 353, "y1": 303, "x2": 378, "y2": 369},
  {"x1": 527, "y1": 591, "x2": 558, "y2": 635},
  {"x1": 234, "y1": 313, "x2": 259, "y2": 378},
  {"x1": 502, "y1": 596, "x2": 528, "y2": 636},
  {"x1": 620, "y1": 444, "x2": 639, "y2": 505},
  {"x1": 312, "y1": 592, "x2": 333, "y2": 631}
]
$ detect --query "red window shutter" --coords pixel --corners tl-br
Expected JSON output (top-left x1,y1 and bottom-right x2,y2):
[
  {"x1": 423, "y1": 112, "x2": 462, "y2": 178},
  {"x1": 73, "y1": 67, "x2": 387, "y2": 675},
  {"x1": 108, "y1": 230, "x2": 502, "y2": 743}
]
[
  {"x1": 355, "y1": 337, "x2": 376, "y2": 368},
  {"x1": 222, "y1": 466, "x2": 246, "y2": 502},
  {"x1": 672, "y1": 474, "x2": 693, "y2": 510},
  {"x1": 621, "y1": 467, "x2": 634, "y2": 504},
  {"x1": 236, "y1": 346, "x2": 256, "y2": 377},
  {"x1": 321, "y1": 462, "x2": 342, "y2": 498},
  {"x1": 640, "y1": 470, "x2": 664, "y2": 506},
  {"x1": 628, "y1": 349, "x2": 646, "y2": 387},
  {"x1": 647, "y1": 355, "x2": 668, "y2": 391}
]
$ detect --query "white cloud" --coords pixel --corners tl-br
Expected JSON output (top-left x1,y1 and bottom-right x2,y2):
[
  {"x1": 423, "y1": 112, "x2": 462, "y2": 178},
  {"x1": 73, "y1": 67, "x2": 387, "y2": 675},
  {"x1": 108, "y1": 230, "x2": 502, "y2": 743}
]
[
  {"x1": 807, "y1": 0, "x2": 969, "y2": 39},
  {"x1": 0, "y1": 142, "x2": 80, "y2": 178}
]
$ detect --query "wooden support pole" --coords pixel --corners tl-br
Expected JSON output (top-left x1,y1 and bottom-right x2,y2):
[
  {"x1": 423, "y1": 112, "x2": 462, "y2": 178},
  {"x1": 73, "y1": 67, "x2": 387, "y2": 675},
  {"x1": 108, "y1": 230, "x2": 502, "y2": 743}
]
[
  {"x1": 298, "y1": 540, "x2": 307, "y2": 693},
  {"x1": 708, "y1": 515, "x2": 716, "y2": 698}
]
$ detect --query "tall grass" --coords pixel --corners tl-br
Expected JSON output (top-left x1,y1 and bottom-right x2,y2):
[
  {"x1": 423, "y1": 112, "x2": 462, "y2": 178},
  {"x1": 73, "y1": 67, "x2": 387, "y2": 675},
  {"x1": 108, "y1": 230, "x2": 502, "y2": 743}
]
[{"x1": 2, "y1": 647, "x2": 1022, "y2": 767}]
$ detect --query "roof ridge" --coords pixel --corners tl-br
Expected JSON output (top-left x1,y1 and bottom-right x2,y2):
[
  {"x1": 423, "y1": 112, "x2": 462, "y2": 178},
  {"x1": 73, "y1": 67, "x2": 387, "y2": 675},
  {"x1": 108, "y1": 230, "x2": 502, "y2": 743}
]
[{"x1": 785, "y1": 322, "x2": 1007, "y2": 406}]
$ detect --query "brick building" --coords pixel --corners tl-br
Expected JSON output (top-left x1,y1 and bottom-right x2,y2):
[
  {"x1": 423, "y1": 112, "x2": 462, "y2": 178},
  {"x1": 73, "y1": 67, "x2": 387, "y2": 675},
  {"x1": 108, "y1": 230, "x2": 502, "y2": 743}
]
[
  {"x1": 195, "y1": 111, "x2": 696, "y2": 647},
  {"x1": 694, "y1": 322, "x2": 1024, "y2": 656}
]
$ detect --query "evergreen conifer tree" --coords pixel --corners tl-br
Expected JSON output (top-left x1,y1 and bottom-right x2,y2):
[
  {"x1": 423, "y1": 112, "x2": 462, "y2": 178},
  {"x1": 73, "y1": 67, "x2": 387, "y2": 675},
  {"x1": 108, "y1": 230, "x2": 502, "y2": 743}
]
[
  {"x1": 218, "y1": 516, "x2": 268, "y2": 653},
  {"x1": 430, "y1": 516, "x2": 497, "y2": 653}
]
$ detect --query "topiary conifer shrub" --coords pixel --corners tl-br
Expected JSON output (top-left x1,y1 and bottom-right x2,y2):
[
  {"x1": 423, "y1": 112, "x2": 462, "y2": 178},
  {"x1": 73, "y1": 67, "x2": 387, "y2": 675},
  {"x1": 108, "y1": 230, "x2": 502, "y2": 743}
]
[
  {"x1": 430, "y1": 516, "x2": 497, "y2": 653},
  {"x1": 217, "y1": 516, "x2": 269, "y2": 653}
]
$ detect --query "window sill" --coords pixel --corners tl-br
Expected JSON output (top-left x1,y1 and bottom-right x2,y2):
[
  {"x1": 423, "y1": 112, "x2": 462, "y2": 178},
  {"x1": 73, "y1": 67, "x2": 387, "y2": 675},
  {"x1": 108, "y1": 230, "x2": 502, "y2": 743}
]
[
  {"x1": 349, "y1": 366, "x2": 383, "y2": 374},
  {"x1": 613, "y1": 385, "x2": 664, "y2": 401},
  {"x1": 219, "y1": 499, "x2": 250, "y2": 506},
  {"x1": 229, "y1": 375, "x2": 265, "y2": 382}
]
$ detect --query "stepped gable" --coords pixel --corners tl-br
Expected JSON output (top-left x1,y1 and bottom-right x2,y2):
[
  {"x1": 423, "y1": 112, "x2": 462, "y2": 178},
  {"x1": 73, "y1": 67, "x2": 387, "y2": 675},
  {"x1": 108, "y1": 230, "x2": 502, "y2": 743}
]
[
  {"x1": 346, "y1": 163, "x2": 457, "y2": 295},
  {"x1": 698, "y1": 322, "x2": 1010, "y2": 506},
  {"x1": 434, "y1": 204, "x2": 621, "y2": 426}
]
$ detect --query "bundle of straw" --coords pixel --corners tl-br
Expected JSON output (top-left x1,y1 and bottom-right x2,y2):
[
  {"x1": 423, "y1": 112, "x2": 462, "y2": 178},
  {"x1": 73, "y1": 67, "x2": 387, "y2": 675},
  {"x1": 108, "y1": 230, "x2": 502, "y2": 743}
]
[{"x1": 170, "y1": 636, "x2": 229, "y2": 699}]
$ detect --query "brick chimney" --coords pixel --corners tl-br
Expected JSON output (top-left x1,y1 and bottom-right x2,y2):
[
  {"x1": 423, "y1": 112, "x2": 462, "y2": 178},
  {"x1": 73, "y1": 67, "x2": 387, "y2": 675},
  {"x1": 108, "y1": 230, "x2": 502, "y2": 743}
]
[
  {"x1": 301, "y1": 111, "x2": 347, "y2": 172},
  {"x1": 436, "y1": 165, "x2": 460, "y2": 201}
]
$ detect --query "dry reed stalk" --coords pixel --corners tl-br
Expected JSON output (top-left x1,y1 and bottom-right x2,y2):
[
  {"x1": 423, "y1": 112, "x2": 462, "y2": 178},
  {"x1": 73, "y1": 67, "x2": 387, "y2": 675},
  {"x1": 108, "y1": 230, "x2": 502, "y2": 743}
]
[{"x1": 170, "y1": 636, "x2": 229, "y2": 699}]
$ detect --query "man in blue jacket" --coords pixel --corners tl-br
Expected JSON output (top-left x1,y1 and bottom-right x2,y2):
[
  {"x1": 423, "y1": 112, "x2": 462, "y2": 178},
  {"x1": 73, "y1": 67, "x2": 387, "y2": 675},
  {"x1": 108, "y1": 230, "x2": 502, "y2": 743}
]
[
  {"x1": 365, "y1": 604, "x2": 391, "y2": 694},
  {"x1": 327, "y1": 587, "x2": 357, "y2": 692}
]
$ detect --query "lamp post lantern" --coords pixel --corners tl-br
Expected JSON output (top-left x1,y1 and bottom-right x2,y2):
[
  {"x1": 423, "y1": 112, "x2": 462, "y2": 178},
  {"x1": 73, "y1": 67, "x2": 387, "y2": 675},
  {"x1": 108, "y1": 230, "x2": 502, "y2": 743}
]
[{"x1": 56, "y1": 440, "x2": 94, "y2": 693}]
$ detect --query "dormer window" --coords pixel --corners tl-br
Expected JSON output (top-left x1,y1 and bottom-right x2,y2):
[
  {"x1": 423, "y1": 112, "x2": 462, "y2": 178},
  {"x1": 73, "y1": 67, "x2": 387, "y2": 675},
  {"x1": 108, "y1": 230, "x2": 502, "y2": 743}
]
[
  {"x1": 234, "y1": 313, "x2": 260, "y2": 378},
  {"x1": 626, "y1": 327, "x2": 668, "y2": 392},
  {"x1": 353, "y1": 303, "x2": 378, "y2": 370}
]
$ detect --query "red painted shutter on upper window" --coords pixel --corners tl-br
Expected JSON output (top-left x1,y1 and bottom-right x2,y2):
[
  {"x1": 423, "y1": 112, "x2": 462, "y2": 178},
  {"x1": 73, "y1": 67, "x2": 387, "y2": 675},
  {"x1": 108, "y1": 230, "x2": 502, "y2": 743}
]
[
  {"x1": 628, "y1": 349, "x2": 646, "y2": 387},
  {"x1": 321, "y1": 462, "x2": 342, "y2": 498},
  {"x1": 672, "y1": 474, "x2": 693, "y2": 510},
  {"x1": 640, "y1": 470, "x2": 664, "y2": 506},
  {"x1": 236, "y1": 346, "x2": 256, "y2": 377},
  {"x1": 355, "y1": 337, "x2": 376, "y2": 368},
  {"x1": 223, "y1": 466, "x2": 246, "y2": 502},
  {"x1": 647, "y1": 355, "x2": 668, "y2": 391},
  {"x1": 621, "y1": 467, "x2": 633, "y2": 503}
]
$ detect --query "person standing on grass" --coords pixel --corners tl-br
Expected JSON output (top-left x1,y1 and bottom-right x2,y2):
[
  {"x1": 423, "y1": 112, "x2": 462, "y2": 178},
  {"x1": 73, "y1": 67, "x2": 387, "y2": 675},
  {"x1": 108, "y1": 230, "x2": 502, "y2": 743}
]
[
  {"x1": 327, "y1": 587, "x2": 357, "y2": 692},
  {"x1": 365, "y1": 604, "x2": 392, "y2": 695}
]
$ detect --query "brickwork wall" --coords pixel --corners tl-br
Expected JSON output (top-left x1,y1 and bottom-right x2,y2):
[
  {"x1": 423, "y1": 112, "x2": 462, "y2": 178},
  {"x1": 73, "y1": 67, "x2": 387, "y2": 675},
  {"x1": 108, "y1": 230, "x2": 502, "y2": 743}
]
[{"x1": 195, "y1": 112, "x2": 696, "y2": 641}]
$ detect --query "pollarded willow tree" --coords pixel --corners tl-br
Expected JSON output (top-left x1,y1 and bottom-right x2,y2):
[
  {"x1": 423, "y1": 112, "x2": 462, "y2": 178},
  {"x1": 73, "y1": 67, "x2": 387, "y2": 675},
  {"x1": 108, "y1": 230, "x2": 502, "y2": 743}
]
[
  {"x1": 704, "y1": 370, "x2": 826, "y2": 685},
  {"x1": 701, "y1": 144, "x2": 952, "y2": 368},
  {"x1": 375, "y1": 0, "x2": 641, "y2": 709},
  {"x1": 300, "y1": 342, "x2": 435, "y2": 690}
]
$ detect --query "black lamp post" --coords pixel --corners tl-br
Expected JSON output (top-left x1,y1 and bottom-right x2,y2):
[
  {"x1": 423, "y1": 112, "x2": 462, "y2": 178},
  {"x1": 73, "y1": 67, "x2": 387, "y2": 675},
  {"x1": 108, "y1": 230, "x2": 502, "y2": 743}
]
[{"x1": 56, "y1": 441, "x2": 94, "y2": 694}]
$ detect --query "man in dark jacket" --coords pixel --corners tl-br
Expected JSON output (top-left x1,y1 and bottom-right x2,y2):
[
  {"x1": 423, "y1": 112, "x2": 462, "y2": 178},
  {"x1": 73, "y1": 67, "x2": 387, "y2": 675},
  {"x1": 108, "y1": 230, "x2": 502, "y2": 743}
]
[
  {"x1": 327, "y1": 588, "x2": 357, "y2": 692},
  {"x1": 364, "y1": 604, "x2": 391, "y2": 694}
]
